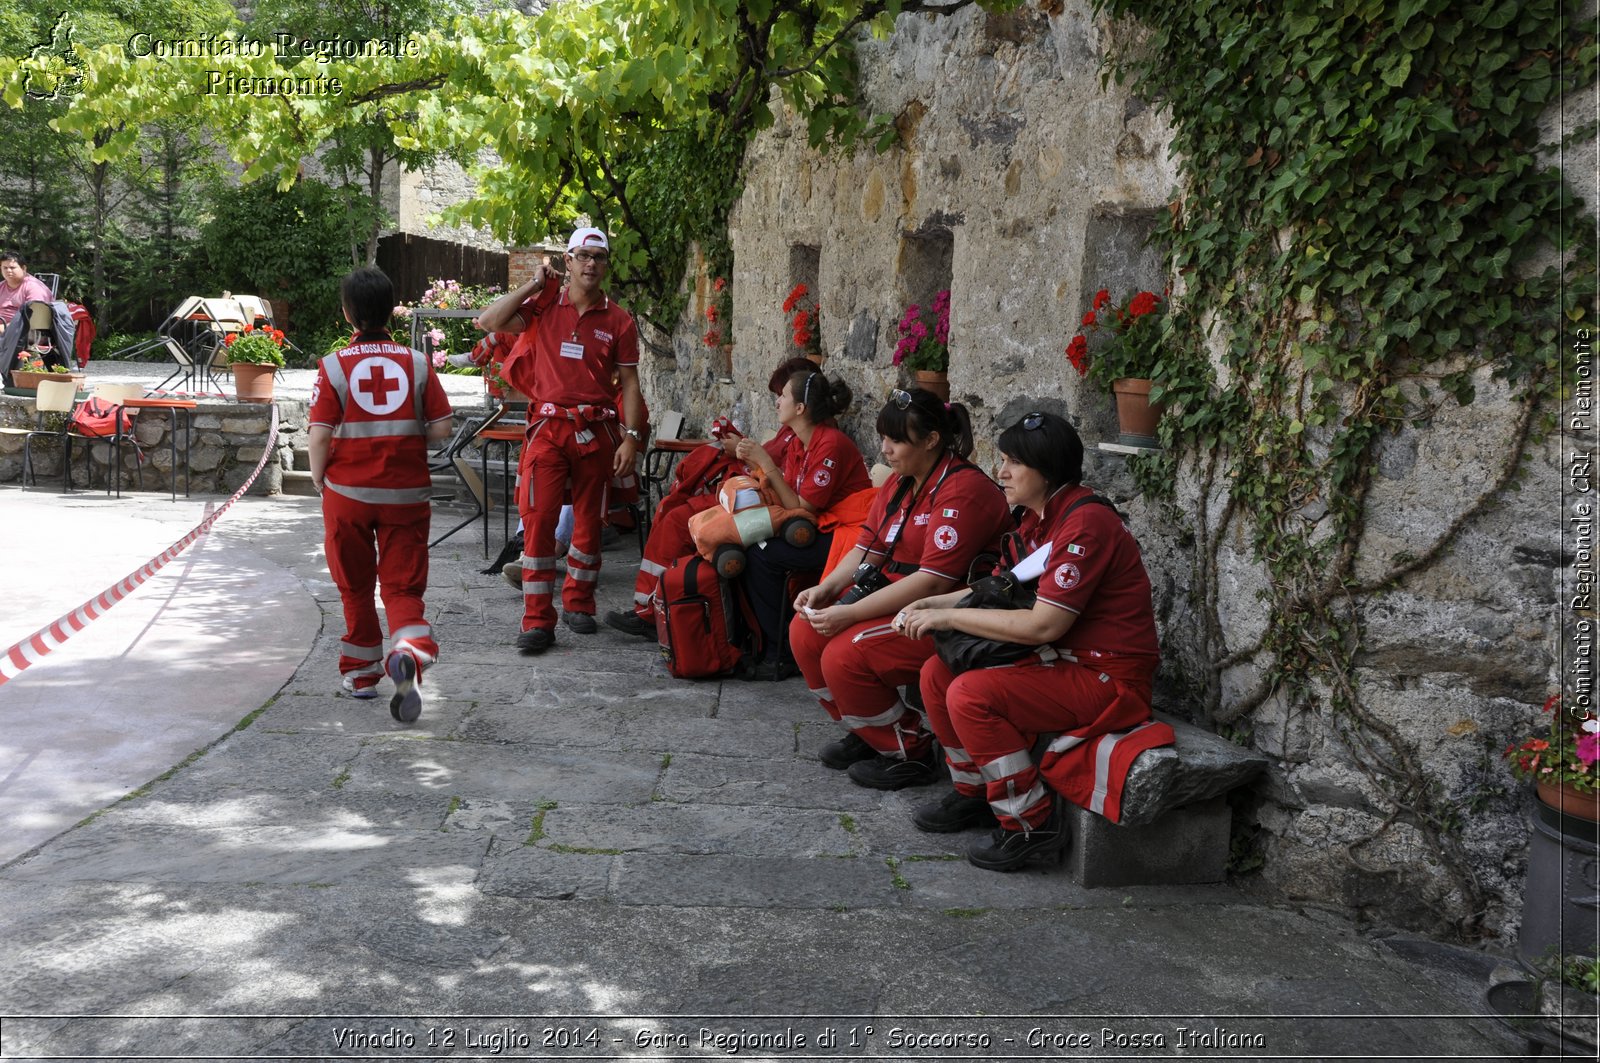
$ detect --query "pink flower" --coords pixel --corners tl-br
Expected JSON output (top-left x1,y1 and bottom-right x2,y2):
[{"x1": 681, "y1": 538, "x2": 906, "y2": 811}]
[
  {"x1": 431, "y1": 351, "x2": 447, "y2": 368},
  {"x1": 1578, "y1": 733, "x2": 1600, "y2": 766},
  {"x1": 427, "y1": 328, "x2": 445, "y2": 346},
  {"x1": 393, "y1": 304, "x2": 411, "y2": 318}
]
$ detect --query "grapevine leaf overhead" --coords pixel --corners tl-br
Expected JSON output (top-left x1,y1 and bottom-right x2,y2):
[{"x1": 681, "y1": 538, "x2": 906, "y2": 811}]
[{"x1": 1, "y1": 0, "x2": 1009, "y2": 330}]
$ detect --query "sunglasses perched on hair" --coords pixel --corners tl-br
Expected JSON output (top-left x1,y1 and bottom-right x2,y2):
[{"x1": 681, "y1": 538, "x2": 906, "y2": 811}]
[
  {"x1": 1020, "y1": 412, "x2": 1046, "y2": 430},
  {"x1": 888, "y1": 387, "x2": 914, "y2": 410}
]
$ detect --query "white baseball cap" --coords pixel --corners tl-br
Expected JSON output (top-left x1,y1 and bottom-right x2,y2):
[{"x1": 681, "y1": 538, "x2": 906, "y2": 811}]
[{"x1": 566, "y1": 227, "x2": 609, "y2": 253}]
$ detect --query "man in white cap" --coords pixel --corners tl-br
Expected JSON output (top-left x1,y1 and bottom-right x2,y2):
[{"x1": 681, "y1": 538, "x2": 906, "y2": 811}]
[{"x1": 477, "y1": 226, "x2": 645, "y2": 654}]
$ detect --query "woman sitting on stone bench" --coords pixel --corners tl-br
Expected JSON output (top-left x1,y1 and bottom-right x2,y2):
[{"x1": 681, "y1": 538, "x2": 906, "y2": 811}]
[
  {"x1": 897, "y1": 411, "x2": 1171, "y2": 872},
  {"x1": 790, "y1": 387, "x2": 1011, "y2": 790}
]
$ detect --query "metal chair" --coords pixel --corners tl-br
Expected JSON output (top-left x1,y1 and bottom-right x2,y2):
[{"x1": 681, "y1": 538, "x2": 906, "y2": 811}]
[
  {"x1": 429, "y1": 404, "x2": 508, "y2": 549},
  {"x1": 72, "y1": 383, "x2": 145, "y2": 496}
]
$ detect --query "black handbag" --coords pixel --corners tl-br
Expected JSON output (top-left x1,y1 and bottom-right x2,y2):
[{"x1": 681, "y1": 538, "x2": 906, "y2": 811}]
[
  {"x1": 931, "y1": 570, "x2": 1041, "y2": 675},
  {"x1": 931, "y1": 494, "x2": 1122, "y2": 675}
]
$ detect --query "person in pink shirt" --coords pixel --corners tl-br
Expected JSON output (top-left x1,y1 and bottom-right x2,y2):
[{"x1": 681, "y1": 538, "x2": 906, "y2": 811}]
[{"x1": 0, "y1": 252, "x2": 54, "y2": 325}]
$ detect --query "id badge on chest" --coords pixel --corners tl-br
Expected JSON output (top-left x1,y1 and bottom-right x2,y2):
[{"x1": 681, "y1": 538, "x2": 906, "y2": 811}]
[
  {"x1": 885, "y1": 520, "x2": 903, "y2": 543},
  {"x1": 559, "y1": 340, "x2": 585, "y2": 360}
]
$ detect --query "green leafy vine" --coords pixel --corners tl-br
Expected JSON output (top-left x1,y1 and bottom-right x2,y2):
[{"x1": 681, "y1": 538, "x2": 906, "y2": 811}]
[{"x1": 1096, "y1": 0, "x2": 1597, "y2": 935}]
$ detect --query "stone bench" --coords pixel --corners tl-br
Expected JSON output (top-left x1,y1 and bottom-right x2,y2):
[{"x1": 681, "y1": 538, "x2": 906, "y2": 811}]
[{"x1": 1062, "y1": 712, "x2": 1270, "y2": 888}]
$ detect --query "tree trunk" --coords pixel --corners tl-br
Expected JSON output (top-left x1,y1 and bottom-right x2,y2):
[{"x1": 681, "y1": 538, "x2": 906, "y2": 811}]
[{"x1": 365, "y1": 145, "x2": 385, "y2": 266}]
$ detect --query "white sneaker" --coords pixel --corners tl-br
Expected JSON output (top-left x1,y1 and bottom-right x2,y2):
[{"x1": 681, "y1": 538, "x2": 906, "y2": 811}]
[
  {"x1": 502, "y1": 562, "x2": 523, "y2": 589},
  {"x1": 341, "y1": 676, "x2": 378, "y2": 700}
]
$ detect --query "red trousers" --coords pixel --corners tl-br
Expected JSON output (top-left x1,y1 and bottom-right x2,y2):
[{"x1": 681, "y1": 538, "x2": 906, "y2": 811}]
[
  {"x1": 789, "y1": 614, "x2": 935, "y2": 760},
  {"x1": 518, "y1": 417, "x2": 616, "y2": 631},
  {"x1": 630, "y1": 493, "x2": 719, "y2": 618},
  {"x1": 919, "y1": 654, "x2": 1114, "y2": 831},
  {"x1": 322, "y1": 490, "x2": 439, "y2": 690}
]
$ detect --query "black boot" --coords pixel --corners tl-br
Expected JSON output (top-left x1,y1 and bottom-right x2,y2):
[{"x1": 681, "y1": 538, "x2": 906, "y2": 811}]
[
  {"x1": 965, "y1": 809, "x2": 1068, "y2": 872},
  {"x1": 913, "y1": 789, "x2": 998, "y2": 833}
]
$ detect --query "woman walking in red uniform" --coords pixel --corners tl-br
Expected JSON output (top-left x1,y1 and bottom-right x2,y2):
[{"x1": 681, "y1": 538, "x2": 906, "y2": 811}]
[
  {"x1": 309, "y1": 267, "x2": 455, "y2": 723},
  {"x1": 731, "y1": 367, "x2": 870, "y2": 679},
  {"x1": 899, "y1": 411, "x2": 1170, "y2": 871},
  {"x1": 789, "y1": 387, "x2": 1012, "y2": 790}
]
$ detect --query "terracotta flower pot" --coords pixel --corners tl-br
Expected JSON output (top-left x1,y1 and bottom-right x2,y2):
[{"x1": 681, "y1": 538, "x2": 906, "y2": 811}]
[
  {"x1": 11, "y1": 369, "x2": 81, "y2": 391},
  {"x1": 913, "y1": 369, "x2": 950, "y2": 403},
  {"x1": 1112, "y1": 377, "x2": 1166, "y2": 447},
  {"x1": 232, "y1": 363, "x2": 277, "y2": 403},
  {"x1": 1537, "y1": 779, "x2": 1600, "y2": 822}
]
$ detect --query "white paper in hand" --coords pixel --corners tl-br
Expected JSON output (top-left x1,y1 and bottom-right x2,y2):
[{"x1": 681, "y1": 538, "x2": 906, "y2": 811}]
[{"x1": 1011, "y1": 543, "x2": 1052, "y2": 582}]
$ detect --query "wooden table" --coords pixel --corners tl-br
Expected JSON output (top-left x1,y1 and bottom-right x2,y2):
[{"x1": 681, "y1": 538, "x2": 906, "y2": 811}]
[{"x1": 118, "y1": 397, "x2": 198, "y2": 501}]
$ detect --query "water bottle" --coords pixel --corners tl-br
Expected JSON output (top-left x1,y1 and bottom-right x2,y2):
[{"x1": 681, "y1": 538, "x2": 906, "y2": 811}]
[{"x1": 730, "y1": 395, "x2": 748, "y2": 436}]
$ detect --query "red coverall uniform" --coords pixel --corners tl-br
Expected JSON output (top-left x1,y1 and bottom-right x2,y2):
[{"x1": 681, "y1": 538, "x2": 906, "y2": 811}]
[
  {"x1": 500, "y1": 284, "x2": 639, "y2": 632},
  {"x1": 740, "y1": 423, "x2": 872, "y2": 655},
  {"x1": 311, "y1": 333, "x2": 453, "y2": 691},
  {"x1": 919, "y1": 484, "x2": 1172, "y2": 830},
  {"x1": 628, "y1": 427, "x2": 799, "y2": 619},
  {"x1": 790, "y1": 454, "x2": 1010, "y2": 761}
]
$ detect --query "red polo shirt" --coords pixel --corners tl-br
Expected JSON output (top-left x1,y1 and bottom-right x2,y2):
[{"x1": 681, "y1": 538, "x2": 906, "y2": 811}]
[
  {"x1": 781, "y1": 423, "x2": 871, "y2": 513},
  {"x1": 1024, "y1": 484, "x2": 1159, "y2": 665},
  {"x1": 854, "y1": 454, "x2": 1011, "y2": 584},
  {"x1": 500, "y1": 283, "x2": 639, "y2": 408}
]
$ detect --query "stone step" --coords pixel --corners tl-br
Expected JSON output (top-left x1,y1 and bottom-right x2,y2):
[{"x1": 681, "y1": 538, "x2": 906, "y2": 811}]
[
  {"x1": 292, "y1": 446, "x2": 310, "y2": 471},
  {"x1": 279, "y1": 469, "x2": 318, "y2": 497}
]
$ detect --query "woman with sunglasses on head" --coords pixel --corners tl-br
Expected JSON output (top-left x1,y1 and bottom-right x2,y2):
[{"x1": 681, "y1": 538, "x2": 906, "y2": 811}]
[
  {"x1": 790, "y1": 387, "x2": 1012, "y2": 790},
  {"x1": 729, "y1": 368, "x2": 871, "y2": 680},
  {"x1": 898, "y1": 411, "x2": 1170, "y2": 872}
]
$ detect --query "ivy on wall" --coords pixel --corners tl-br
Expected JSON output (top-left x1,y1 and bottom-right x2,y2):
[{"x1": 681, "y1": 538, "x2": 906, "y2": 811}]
[{"x1": 1092, "y1": 0, "x2": 1597, "y2": 934}]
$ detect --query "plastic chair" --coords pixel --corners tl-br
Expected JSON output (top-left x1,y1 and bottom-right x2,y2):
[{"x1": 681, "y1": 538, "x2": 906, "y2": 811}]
[{"x1": 5, "y1": 378, "x2": 82, "y2": 490}]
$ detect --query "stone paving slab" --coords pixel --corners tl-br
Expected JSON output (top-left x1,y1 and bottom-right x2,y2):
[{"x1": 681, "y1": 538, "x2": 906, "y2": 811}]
[
  {"x1": 4, "y1": 823, "x2": 489, "y2": 886},
  {"x1": 341, "y1": 740, "x2": 664, "y2": 806},
  {"x1": 658, "y1": 751, "x2": 890, "y2": 811},
  {"x1": 536, "y1": 801, "x2": 858, "y2": 857},
  {"x1": 104, "y1": 788, "x2": 453, "y2": 832},
  {"x1": 609, "y1": 852, "x2": 902, "y2": 909}
]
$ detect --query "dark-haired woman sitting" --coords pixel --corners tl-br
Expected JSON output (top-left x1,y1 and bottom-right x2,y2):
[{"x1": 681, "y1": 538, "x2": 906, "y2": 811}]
[
  {"x1": 731, "y1": 368, "x2": 870, "y2": 679},
  {"x1": 899, "y1": 411, "x2": 1171, "y2": 872},
  {"x1": 790, "y1": 388, "x2": 1012, "y2": 789}
]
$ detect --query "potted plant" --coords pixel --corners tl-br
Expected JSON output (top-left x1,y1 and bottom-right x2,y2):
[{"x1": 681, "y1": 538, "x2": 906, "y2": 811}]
[
  {"x1": 1066, "y1": 287, "x2": 1168, "y2": 445},
  {"x1": 893, "y1": 289, "x2": 951, "y2": 401},
  {"x1": 223, "y1": 324, "x2": 287, "y2": 403},
  {"x1": 10, "y1": 350, "x2": 83, "y2": 392},
  {"x1": 783, "y1": 283, "x2": 823, "y2": 363},
  {"x1": 1507, "y1": 694, "x2": 1600, "y2": 973},
  {"x1": 1506, "y1": 694, "x2": 1599, "y2": 819}
]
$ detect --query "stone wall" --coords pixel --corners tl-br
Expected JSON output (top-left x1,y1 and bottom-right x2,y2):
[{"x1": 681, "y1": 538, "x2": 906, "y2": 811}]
[
  {"x1": 0, "y1": 397, "x2": 304, "y2": 497},
  {"x1": 635, "y1": 2, "x2": 1586, "y2": 940}
]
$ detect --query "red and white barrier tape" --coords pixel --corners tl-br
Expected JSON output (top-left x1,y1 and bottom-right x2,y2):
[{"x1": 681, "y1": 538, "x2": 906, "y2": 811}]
[{"x1": 0, "y1": 405, "x2": 280, "y2": 688}]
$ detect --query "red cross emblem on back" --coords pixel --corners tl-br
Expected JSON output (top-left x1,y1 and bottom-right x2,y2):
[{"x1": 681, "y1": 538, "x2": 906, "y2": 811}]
[{"x1": 349, "y1": 356, "x2": 410, "y2": 416}]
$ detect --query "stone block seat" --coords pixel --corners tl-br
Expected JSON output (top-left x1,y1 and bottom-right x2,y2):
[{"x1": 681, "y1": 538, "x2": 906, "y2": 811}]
[{"x1": 1061, "y1": 712, "x2": 1270, "y2": 888}]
